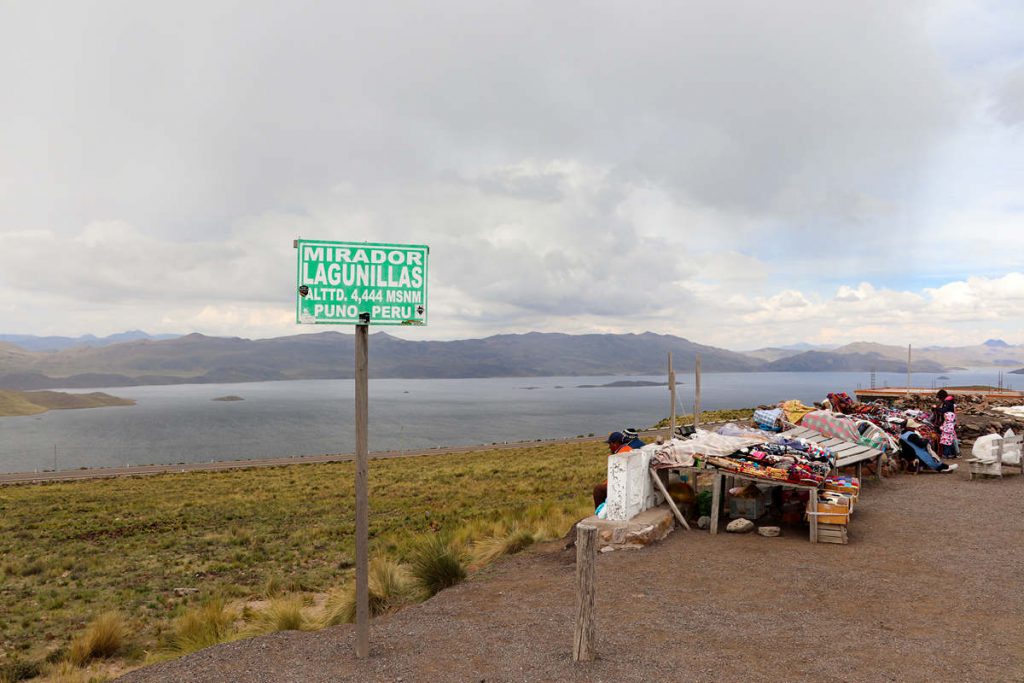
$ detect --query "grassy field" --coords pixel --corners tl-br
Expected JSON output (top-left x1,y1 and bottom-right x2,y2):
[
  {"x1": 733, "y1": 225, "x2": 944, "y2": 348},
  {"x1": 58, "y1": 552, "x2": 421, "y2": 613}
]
[
  {"x1": 0, "y1": 408, "x2": 752, "y2": 681},
  {"x1": 0, "y1": 440, "x2": 607, "y2": 681}
]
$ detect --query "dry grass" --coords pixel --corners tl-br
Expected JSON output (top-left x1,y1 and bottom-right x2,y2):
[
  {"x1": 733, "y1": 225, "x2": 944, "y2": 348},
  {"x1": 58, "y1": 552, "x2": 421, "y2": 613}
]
[
  {"x1": 326, "y1": 557, "x2": 420, "y2": 625},
  {"x1": 68, "y1": 612, "x2": 127, "y2": 666},
  {"x1": 170, "y1": 599, "x2": 235, "y2": 655},
  {"x1": 0, "y1": 440, "x2": 607, "y2": 672},
  {"x1": 243, "y1": 596, "x2": 310, "y2": 635}
]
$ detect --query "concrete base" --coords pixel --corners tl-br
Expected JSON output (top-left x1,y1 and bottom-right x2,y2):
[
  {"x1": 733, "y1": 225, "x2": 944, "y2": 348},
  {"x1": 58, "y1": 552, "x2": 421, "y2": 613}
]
[{"x1": 581, "y1": 506, "x2": 675, "y2": 551}]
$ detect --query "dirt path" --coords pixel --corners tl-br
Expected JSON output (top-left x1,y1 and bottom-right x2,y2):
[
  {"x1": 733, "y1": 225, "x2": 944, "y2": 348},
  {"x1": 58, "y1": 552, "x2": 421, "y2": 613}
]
[{"x1": 118, "y1": 468, "x2": 1024, "y2": 683}]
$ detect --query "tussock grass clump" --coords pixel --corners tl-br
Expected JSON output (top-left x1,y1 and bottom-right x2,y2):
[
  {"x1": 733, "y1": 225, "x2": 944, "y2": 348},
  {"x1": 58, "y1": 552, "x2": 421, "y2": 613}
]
[
  {"x1": 471, "y1": 528, "x2": 536, "y2": 566},
  {"x1": 328, "y1": 557, "x2": 419, "y2": 624},
  {"x1": 171, "y1": 599, "x2": 235, "y2": 655},
  {"x1": 68, "y1": 611, "x2": 127, "y2": 666},
  {"x1": 0, "y1": 657, "x2": 41, "y2": 683},
  {"x1": 409, "y1": 536, "x2": 467, "y2": 596},
  {"x1": 245, "y1": 596, "x2": 310, "y2": 635}
]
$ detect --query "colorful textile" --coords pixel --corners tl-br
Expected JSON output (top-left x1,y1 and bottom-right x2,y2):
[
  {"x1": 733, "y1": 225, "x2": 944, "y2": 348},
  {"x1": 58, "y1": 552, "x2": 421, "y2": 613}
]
[
  {"x1": 800, "y1": 410, "x2": 861, "y2": 442},
  {"x1": 827, "y1": 392, "x2": 877, "y2": 416},
  {"x1": 939, "y1": 411, "x2": 957, "y2": 446},
  {"x1": 753, "y1": 408, "x2": 783, "y2": 431},
  {"x1": 781, "y1": 400, "x2": 816, "y2": 425},
  {"x1": 707, "y1": 437, "x2": 835, "y2": 487}
]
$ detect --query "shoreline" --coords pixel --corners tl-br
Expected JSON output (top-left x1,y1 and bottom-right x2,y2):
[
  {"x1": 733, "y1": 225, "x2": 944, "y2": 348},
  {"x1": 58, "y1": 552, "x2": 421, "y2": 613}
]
[{"x1": 0, "y1": 430, "x2": 670, "y2": 486}]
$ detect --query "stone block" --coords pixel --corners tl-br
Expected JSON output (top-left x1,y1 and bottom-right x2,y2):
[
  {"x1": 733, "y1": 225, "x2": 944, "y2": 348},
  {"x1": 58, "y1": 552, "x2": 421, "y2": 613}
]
[
  {"x1": 726, "y1": 518, "x2": 755, "y2": 533},
  {"x1": 579, "y1": 506, "x2": 675, "y2": 551},
  {"x1": 605, "y1": 445, "x2": 662, "y2": 522}
]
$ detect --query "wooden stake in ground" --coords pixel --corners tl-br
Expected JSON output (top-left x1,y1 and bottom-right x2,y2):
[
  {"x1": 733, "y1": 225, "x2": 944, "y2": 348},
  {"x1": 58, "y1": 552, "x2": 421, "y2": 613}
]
[
  {"x1": 907, "y1": 344, "x2": 912, "y2": 398},
  {"x1": 573, "y1": 524, "x2": 597, "y2": 662},
  {"x1": 694, "y1": 354, "x2": 702, "y2": 432},
  {"x1": 355, "y1": 322, "x2": 370, "y2": 658},
  {"x1": 669, "y1": 352, "x2": 676, "y2": 434}
]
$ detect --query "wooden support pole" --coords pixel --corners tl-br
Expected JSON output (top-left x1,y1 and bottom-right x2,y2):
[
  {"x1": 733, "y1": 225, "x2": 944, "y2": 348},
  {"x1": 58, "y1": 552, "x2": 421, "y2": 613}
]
[
  {"x1": 694, "y1": 354, "x2": 702, "y2": 432},
  {"x1": 573, "y1": 524, "x2": 597, "y2": 662},
  {"x1": 709, "y1": 471, "x2": 721, "y2": 535},
  {"x1": 906, "y1": 344, "x2": 911, "y2": 398},
  {"x1": 650, "y1": 469, "x2": 690, "y2": 530},
  {"x1": 354, "y1": 323, "x2": 370, "y2": 658},
  {"x1": 668, "y1": 352, "x2": 676, "y2": 435}
]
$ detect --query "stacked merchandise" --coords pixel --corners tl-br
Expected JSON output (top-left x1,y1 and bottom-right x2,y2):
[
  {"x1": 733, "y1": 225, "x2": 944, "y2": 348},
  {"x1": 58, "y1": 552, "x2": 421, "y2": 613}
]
[
  {"x1": 824, "y1": 474, "x2": 860, "y2": 501},
  {"x1": 804, "y1": 475, "x2": 861, "y2": 544},
  {"x1": 705, "y1": 438, "x2": 836, "y2": 488},
  {"x1": 824, "y1": 391, "x2": 937, "y2": 448}
]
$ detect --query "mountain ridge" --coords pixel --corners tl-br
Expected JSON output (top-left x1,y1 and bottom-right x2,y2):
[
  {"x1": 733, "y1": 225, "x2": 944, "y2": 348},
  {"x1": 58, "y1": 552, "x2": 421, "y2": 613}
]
[{"x1": 2, "y1": 331, "x2": 1018, "y2": 390}]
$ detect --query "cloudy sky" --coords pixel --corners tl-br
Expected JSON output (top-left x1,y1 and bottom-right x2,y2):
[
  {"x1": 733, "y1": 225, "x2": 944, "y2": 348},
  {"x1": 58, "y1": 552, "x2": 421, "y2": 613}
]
[{"x1": 1, "y1": 0, "x2": 1022, "y2": 349}]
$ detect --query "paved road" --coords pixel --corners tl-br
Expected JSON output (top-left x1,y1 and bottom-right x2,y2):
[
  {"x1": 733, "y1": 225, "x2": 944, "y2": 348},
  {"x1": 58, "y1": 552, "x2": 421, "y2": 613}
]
[{"x1": 0, "y1": 428, "x2": 675, "y2": 486}]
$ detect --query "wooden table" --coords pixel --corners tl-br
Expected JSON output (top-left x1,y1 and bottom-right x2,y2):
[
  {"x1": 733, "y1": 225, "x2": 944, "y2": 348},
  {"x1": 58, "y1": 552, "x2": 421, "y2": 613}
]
[{"x1": 780, "y1": 426, "x2": 885, "y2": 481}]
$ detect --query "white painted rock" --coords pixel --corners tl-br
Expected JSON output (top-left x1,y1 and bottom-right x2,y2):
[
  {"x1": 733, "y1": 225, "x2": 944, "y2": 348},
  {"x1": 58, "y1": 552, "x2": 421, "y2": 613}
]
[
  {"x1": 757, "y1": 526, "x2": 781, "y2": 537},
  {"x1": 726, "y1": 518, "x2": 755, "y2": 533},
  {"x1": 697, "y1": 515, "x2": 711, "y2": 530}
]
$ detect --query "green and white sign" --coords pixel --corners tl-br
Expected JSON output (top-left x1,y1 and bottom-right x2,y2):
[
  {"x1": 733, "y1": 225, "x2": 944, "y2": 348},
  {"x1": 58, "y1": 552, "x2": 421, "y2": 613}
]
[{"x1": 296, "y1": 239, "x2": 429, "y2": 325}]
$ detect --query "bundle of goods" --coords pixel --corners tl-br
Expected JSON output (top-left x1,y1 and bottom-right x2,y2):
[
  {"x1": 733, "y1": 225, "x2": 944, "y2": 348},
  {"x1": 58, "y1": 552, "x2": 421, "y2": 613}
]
[
  {"x1": 827, "y1": 392, "x2": 876, "y2": 416},
  {"x1": 801, "y1": 410, "x2": 893, "y2": 451},
  {"x1": 824, "y1": 475, "x2": 860, "y2": 502},
  {"x1": 780, "y1": 400, "x2": 816, "y2": 425},
  {"x1": 821, "y1": 390, "x2": 940, "y2": 449},
  {"x1": 753, "y1": 407, "x2": 784, "y2": 432},
  {"x1": 705, "y1": 439, "x2": 836, "y2": 488}
]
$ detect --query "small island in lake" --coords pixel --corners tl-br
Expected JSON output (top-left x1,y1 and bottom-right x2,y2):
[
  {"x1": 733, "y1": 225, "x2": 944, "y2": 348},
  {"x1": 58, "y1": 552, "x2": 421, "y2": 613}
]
[
  {"x1": 0, "y1": 390, "x2": 135, "y2": 417},
  {"x1": 212, "y1": 395, "x2": 245, "y2": 402},
  {"x1": 577, "y1": 380, "x2": 668, "y2": 389}
]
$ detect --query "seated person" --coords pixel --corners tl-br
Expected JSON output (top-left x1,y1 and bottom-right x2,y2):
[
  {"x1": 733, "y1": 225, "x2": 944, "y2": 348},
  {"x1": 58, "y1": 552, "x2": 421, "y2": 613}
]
[
  {"x1": 592, "y1": 431, "x2": 634, "y2": 508},
  {"x1": 621, "y1": 427, "x2": 646, "y2": 449},
  {"x1": 899, "y1": 430, "x2": 957, "y2": 473}
]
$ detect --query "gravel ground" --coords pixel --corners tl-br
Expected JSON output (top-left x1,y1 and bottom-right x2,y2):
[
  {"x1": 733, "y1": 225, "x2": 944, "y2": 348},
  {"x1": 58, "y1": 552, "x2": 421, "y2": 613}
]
[{"x1": 118, "y1": 468, "x2": 1024, "y2": 683}]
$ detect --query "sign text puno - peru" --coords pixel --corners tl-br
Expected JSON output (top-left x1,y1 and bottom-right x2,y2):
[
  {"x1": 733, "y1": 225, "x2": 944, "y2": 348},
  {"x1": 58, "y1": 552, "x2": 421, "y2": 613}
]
[{"x1": 296, "y1": 239, "x2": 429, "y2": 325}]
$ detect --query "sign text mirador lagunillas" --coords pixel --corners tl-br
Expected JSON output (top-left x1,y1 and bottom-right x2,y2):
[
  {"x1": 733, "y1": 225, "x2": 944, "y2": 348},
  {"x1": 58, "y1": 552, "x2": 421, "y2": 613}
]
[{"x1": 296, "y1": 240, "x2": 429, "y2": 325}]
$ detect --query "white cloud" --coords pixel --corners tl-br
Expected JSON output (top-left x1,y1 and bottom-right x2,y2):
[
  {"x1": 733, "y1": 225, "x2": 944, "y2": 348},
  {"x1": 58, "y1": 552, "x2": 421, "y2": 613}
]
[{"x1": 0, "y1": 1, "x2": 1021, "y2": 349}]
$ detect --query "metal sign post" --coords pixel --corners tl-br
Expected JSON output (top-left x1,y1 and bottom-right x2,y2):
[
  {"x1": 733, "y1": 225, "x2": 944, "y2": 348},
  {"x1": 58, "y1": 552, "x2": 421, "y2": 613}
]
[
  {"x1": 354, "y1": 316, "x2": 369, "y2": 658},
  {"x1": 295, "y1": 239, "x2": 429, "y2": 659}
]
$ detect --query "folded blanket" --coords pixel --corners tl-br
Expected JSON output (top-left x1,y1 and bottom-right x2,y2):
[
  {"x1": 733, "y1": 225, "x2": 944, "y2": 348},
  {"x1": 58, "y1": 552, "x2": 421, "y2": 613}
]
[
  {"x1": 753, "y1": 408, "x2": 783, "y2": 431},
  {"x1": 781, "y1": 400, "x2": 816, "y2": 425}
]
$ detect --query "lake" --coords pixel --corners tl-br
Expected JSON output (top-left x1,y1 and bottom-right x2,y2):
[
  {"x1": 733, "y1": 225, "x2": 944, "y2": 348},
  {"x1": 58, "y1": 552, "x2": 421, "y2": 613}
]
[{"x1": 0, "y1": 369, "x2": 1017, "y2": 473}]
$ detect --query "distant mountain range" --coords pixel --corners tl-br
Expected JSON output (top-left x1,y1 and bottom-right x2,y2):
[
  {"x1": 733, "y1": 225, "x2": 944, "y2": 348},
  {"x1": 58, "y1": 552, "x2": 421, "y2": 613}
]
[
  {"x1": 0, "y1": 331, "x2": 1019, "y2": 390},
  {"x1": 0, "y1": 330, "x2": 179, "y2": 352}
]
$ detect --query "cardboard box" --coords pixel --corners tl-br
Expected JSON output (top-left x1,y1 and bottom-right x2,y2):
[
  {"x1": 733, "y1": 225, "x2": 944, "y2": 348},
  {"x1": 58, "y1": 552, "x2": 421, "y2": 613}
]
[{"x1": 806, "y1": 495, "x2": 852, "y2": 525}]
